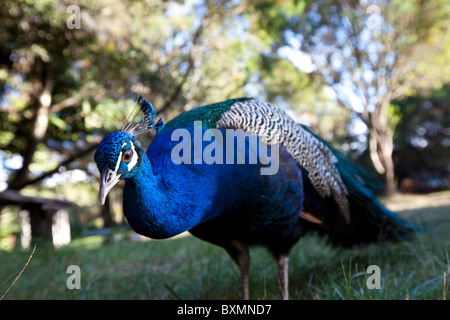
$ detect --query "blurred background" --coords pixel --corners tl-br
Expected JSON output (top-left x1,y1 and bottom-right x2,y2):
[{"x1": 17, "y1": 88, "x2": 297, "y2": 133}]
[{"x1": 0, "y1": 0, "x2": 449, "y2": 250}]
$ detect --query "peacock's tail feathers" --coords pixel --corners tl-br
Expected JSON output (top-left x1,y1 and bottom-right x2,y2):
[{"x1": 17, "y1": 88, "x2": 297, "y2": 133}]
[{"x1": 301, "y1": 125, "x2": 418, "y2": 244}]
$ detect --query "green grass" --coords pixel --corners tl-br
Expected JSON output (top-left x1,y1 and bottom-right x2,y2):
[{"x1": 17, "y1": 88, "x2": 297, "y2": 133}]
[{"x1": 0, "y1": 191, "x2": 449, "y2": 300}]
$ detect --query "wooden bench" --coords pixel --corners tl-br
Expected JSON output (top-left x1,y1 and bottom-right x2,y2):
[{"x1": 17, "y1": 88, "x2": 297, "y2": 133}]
[{"x1": 0, "y1": 190, "x2": 74, "y2": 248}]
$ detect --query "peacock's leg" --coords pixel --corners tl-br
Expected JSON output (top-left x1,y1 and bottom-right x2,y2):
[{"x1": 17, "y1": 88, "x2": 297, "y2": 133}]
[
  {"x1": 226, "y1": 241, "x2": 250, "y2": 300},
  {"x1": 277, "y1": 253, "x2": 289, "y2": 300}
]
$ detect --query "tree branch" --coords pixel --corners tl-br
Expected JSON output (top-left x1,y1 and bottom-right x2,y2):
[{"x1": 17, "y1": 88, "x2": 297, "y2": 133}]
[
  {"x1": 50, "y1": 84, "x2": 102, "y2": 113},
  {"x1": 11, "y1": 141, "x2": 99, "y2": 190},
  {"x1": 156, "y1": 0, "x2": 233, "y2": 114},
  {"x1": 9, "y1": 70, "x2": 53, "y2": 190},
  {"x1": 157, "y1": 21, "x2": 205, "y2": 114}
]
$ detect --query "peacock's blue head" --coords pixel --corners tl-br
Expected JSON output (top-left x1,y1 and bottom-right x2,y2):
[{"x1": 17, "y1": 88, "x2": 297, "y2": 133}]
[
  {"x1": 94, "y1": 131, "x2": 145, "y2": 204},
  {"x1": 94, "y1": 95, "x2": 164, "y2": 205}
]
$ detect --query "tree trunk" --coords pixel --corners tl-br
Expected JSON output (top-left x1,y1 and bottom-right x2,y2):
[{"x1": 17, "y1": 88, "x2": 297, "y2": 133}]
[
  {"x1": 8, "y1": 72, "x2": 53, "y2": 190},
  {"x1": 368, "y1": 101, "x2": 396, "y2": 196}
]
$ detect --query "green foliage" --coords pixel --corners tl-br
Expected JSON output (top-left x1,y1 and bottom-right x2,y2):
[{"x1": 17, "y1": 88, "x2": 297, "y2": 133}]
[{"x1": 248, "y1": 0, "x2": 307, "y2": 45}]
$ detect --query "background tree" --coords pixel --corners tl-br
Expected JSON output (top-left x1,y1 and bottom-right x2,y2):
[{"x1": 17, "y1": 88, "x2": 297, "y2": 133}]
[
  {"x1": 287, "y1": 0, "x2": 450, "y2": 195},
  {"x1": 245, "y1": 0, "x2": 354, "y2": 147}
]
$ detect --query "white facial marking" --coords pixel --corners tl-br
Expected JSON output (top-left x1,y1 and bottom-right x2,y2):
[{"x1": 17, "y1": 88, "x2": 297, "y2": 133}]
[
  {"x1": 115, "y1": 151, "x2": 122, "y2": 172},
  {"x1": 127, "y1": 140, "x2": 138, "y2": 171},
  {"x1": 112, "y1": 142, "x2": 128, "y2": 172}
]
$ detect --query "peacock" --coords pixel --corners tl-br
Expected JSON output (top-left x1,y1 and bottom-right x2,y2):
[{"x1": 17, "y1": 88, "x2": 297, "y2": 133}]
[{"x1": 94, "y1": 95, "x2": 416, "y2": 300}]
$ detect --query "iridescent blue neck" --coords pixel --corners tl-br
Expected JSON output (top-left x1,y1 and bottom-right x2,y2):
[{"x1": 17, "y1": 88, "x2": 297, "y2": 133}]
[{"x1": 122, "y1": 151, "x2": 207, "y2": 239}]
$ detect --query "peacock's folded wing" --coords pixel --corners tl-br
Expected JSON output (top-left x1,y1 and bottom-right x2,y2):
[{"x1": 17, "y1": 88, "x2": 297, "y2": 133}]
[{"x1": 214, "y1": 99, "x2": 350, "y2": 223}]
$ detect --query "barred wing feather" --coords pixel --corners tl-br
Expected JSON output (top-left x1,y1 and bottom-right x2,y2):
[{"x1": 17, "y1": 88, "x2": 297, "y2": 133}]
[{"x1": 216, "y1": 99, "x2": 350, "y2": 223}]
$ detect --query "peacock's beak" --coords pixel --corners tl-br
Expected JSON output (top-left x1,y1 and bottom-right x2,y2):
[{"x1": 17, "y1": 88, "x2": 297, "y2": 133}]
[{"x1": 99, "y1": 166, "x2": 121, "y2": 205}]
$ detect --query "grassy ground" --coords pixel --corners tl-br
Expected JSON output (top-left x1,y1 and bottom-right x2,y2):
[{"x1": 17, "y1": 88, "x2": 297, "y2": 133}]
[{"x1": 0, "y1": 191, "x2": 449, "y2": 300}]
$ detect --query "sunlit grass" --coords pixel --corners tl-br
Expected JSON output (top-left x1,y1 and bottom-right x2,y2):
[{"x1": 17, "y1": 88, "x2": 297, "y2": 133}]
[{"x1": 0, "y1": 191, "x2": 449, "y2": 300}]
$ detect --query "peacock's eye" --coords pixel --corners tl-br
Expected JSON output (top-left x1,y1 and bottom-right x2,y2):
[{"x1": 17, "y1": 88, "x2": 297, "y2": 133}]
[{"x1": 122, "y1": 149, "x2": 133, "y2": 162}]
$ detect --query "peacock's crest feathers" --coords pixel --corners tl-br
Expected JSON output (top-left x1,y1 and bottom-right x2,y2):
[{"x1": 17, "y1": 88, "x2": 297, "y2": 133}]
[
  {"x1": 122, "y1": 95, "x2": 165, "y2": 137},
  {"x1": 215, "y1": 99, "x2": 350, "y2": 222}
]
